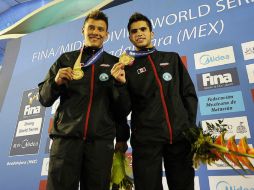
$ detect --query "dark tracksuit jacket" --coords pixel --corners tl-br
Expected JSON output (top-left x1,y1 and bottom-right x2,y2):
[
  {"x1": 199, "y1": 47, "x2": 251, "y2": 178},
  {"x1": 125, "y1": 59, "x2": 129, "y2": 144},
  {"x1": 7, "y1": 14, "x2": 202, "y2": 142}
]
[
  {"x1": 117, "y1": 50, "x2": 198, "y2": 145},
  {"x1": 38, "y1": 47, "x2": 129, "y2": 142}
]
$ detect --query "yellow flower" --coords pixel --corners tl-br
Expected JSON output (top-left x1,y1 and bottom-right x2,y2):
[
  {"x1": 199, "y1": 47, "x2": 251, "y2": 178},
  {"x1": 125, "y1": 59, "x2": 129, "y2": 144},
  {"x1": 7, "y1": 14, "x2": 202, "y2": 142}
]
[{"x1": 111, "y1": 152, "x2": 133, "y2": 190}]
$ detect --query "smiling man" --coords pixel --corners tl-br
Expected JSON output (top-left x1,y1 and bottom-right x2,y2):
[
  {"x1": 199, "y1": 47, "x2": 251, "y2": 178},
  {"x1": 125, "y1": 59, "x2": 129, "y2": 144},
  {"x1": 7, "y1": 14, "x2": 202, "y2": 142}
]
[
  {"x1": 111, "y1": 12, "x2": 198, "y2": 190},
  {"x1": 38, "y1": 10, "x2": 129, "y2": 190}
]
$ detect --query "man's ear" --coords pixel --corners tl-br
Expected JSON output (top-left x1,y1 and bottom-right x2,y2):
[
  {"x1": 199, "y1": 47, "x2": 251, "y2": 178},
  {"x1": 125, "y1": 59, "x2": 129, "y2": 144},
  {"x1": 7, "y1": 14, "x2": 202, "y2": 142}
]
[
  {"x1": 103, "y1": 31, "x2": 109, "y2": 42},
  {"x1": 81, "y1": 27, "x2": 84, "y2": 35},
  {"x1": 129, "y1": 36, "x2": 134, "y2": 44},
  {"x1": 151, "y1": 31, "x2": 154, "y2": 39}
]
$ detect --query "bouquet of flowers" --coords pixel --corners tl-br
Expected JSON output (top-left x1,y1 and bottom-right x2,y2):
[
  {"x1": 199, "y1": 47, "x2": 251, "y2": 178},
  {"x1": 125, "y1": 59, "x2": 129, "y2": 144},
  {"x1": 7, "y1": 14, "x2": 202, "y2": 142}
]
[
  {"x1": 111, "y1": 152, "x2": 133, "y2": 190},
  {"x1": 184, "y1": 120, "x2": 254, "y2": 174}
]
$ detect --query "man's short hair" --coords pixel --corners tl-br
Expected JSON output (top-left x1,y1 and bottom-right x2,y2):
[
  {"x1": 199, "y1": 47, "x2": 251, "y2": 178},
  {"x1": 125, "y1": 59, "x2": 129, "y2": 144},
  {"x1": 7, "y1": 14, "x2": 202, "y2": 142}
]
[
  {"x1": 127, "y1": 12, "x2": 152, "y2": 32},
  {"x1": 83, "y1": 10, "x2": 108, "y2": 30}
]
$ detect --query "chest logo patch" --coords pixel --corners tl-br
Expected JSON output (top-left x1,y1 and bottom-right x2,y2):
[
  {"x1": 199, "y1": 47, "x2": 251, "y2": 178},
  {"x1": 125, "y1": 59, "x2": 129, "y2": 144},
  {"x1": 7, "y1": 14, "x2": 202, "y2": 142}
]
[
  {"x1": 162, "y1": 72, "x2": 172, "y2": 81},
  {"x1": 100, "y1": 64, "x2": 110, "y2": 67},
  {"x1": 137, "y1": 67, "x2": 147, "y2": 74},
  {"x1": 99, "y1": 73, "x2": 109, "y2": 81},
  {"x1": 159, "y1": 62, "x2": 170, "y2": 67}
]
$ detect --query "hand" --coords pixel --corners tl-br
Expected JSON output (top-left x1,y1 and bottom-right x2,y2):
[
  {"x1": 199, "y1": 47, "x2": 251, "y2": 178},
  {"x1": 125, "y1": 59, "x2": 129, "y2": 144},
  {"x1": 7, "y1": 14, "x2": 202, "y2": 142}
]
[
  {"x1": 111, "y1": 62, "x2": 126, "y2": 84},
  {"x1": 55, "y1": 67, "x2": 73, "y2": 85},
  {"x1": 115, "y1": 141, "x2": 128, "y2": 153}
]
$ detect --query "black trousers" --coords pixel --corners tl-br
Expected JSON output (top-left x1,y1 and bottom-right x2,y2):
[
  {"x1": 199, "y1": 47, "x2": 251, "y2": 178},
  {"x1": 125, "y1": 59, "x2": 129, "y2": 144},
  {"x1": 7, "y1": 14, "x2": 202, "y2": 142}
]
[
  {"x1": 46, "y1": 138, "x2": 114, "y2": 190},
  {"x1": 132, "y1": 140, "x2": 195, "y2": 190}
]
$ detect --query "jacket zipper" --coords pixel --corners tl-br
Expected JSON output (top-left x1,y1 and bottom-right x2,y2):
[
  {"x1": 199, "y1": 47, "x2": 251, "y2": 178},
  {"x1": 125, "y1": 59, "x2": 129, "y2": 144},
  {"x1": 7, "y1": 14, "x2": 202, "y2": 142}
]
[
  {"x1": 83, "y1": 64, "x2": 95, "y2": 139},
  {"x1": 148, "y1": 55, "x2": 173, "y2": 144}
]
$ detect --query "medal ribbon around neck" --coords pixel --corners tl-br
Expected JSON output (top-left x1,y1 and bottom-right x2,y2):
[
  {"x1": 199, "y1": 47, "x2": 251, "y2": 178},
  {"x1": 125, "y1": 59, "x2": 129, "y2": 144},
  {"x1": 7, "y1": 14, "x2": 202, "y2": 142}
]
[
  {"x1": 72, "y1": 47, "x2": 104, "y2": 80},
  {"x1": 126, "y1": 47, "x2": 156, "y2": 58}
]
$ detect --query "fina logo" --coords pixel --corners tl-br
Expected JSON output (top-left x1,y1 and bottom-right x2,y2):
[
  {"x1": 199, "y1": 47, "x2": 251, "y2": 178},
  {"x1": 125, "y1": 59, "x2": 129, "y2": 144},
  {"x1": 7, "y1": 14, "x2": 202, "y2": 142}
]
[
  {"x1": 24, "y1": 105, "x2": 41, "y2": 116},
  {"x1": 197, "y1": 68, "x2": 239, "y2": 91},
  {"x1": 216, "y1": 181, "x2": 254, "y2": 190},
  {"x1": 200, "y1": 54, "x2": 230, "y2": 65},
  {"x1": 203, "y1": 72, "x2": 232, "y2": 86},
  {"x1": 24, "y1": 92, "x2": 41, "y2": 116}
]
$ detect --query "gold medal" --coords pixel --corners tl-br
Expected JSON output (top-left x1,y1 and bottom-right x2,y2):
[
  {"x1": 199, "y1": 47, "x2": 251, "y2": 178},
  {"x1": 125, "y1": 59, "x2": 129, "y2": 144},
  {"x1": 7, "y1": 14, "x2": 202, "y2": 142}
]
[
  {"x1": 72, "y1": 48, "x2": 84, "y2": 80},
  {"x1": 119, "y1": 53, "x2": 134, "y2": 66},
  {"x1": 72, "y1": 68, "x2": 84, "y2": 80}
]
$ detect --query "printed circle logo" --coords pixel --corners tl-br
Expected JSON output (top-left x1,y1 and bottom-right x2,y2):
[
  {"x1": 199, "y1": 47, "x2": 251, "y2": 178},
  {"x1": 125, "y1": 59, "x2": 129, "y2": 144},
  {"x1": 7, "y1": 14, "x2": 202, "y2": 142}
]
[
  {"x1": 162, "y1": 72, "x2": 172, "y2": 81},
  {"x1": 215, "y1": 181, "x2": 252, "y2": 190},
  {"x1": 200, "y1": 54, "x2": 211, "y2": 65},
  {"x1": 216, "y1": 181, "x2": 231, "y2": 190},
  {"x1": 99, "y1": 73, "x2": 109, "y2": 81}
]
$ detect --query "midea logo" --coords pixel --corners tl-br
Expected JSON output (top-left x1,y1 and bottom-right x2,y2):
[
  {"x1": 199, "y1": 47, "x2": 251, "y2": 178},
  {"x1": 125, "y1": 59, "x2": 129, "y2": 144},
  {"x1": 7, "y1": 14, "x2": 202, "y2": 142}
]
[
  {"x1": 13, "y1": 139, "x2": 39, "y2": 149},
  {"x1": 216, "y1": 181, "x2": 254, "y2": 190},
  {"x1": 21, "y1": 139, "x2": 38, "y2": 149},
  {"x1": 200, "y1": 54, "x2": 230, "y2": 65}
]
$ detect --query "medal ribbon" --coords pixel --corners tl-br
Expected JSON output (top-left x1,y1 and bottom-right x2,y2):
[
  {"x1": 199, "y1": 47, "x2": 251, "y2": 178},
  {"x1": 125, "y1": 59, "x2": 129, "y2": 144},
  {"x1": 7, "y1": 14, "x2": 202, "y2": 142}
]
[
  {"x1": 82, "y1": 47, "x2": 104, "y2": 67},
  {"x1": 126, "y1": 47, "x2": 156, "y2": 58},
  {"x1": 74, "y1": 47, "x2": 104, "y2": 69}
]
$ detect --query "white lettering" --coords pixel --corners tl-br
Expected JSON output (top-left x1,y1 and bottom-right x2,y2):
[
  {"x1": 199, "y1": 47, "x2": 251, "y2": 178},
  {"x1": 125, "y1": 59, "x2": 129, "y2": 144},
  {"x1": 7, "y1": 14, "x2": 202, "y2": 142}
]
[
  {"x1": 203, "y1": 73, "x2": 232, "y2": 86},
  {"x1": 216, "y1": 0, "x2": 254, "y2": 13},
  {"x1": 24, "y1": 105, "x2": 41, "y2": 116}
]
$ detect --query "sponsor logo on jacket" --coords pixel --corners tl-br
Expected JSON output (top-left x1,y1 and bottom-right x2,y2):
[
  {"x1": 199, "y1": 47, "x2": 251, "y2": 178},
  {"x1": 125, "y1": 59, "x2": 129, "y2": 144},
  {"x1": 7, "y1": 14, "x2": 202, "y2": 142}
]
[{"x1": 137, "y1": 67, "x2": 147, "y2": 74}]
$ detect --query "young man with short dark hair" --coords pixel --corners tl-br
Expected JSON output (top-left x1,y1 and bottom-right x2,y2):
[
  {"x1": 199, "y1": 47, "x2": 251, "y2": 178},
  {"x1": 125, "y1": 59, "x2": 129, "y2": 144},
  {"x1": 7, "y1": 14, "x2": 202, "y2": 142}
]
[
  {"x1": 111, "y1": 12, "x2": 198, "y2": 190},
  {"x1": 39, "y1": 10, "x2": 129, "y2": 190}
]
